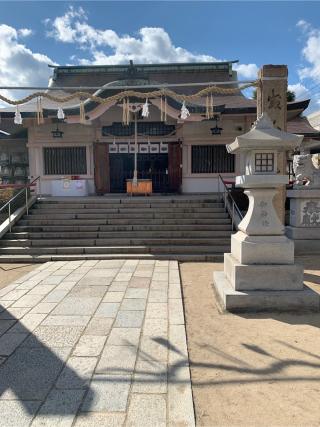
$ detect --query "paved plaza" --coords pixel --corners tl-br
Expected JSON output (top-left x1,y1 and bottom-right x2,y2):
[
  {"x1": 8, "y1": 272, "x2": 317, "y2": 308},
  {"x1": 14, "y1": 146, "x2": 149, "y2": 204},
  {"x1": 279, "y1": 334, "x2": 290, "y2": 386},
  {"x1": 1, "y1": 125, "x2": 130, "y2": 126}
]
[{"x1": 0, "y1": 259, "x2": 195, "y2": 427}]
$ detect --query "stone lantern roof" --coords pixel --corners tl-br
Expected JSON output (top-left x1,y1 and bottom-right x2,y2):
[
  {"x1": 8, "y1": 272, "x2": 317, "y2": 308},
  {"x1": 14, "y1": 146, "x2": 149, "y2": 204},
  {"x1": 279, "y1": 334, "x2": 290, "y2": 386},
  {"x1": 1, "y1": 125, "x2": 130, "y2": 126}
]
[{"x1": 227, "y1": 113, "x2": 303, "y2": 154}]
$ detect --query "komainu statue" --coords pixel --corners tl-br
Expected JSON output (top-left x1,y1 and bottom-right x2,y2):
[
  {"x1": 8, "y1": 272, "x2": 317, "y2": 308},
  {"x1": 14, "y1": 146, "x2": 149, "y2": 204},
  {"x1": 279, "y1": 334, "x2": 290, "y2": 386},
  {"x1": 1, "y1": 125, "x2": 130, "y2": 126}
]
[{"x1": 293, "y1": 153, "x2": 320, "y2": 187}]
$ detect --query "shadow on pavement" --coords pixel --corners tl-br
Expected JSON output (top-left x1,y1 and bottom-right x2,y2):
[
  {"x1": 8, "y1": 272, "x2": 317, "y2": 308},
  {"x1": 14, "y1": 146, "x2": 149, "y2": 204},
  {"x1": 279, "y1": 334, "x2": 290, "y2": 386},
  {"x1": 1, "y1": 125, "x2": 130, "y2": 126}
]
[{"x1": 0, "y1": 304, "x2": 94, "y2": 418}]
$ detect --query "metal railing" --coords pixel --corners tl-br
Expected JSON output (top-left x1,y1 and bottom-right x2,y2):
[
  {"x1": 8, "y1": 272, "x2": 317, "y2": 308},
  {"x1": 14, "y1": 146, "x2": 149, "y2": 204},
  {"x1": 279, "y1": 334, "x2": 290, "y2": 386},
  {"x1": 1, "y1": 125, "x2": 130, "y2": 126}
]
[
  {"x1": 218, "y1": 174, "x2": 244, "y2": 231},
  {"x1": 0, "y1": 176, "x2": 40, "y2": 232}
]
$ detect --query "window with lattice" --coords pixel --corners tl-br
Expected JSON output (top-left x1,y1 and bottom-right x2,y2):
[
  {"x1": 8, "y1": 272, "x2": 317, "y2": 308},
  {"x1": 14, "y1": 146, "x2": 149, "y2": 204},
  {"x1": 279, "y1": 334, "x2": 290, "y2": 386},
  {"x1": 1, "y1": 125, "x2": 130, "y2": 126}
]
[{"x1": 255, "y1": 153, "x2": 274, "y2": 173}]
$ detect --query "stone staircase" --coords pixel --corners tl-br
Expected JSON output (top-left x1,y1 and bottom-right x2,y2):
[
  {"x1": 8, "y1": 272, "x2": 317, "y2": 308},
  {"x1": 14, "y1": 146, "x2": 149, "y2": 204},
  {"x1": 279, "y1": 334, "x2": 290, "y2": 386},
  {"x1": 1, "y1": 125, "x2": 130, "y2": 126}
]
[{"x1": 0, "y1": 195, "x2": 232, "y2": 262}]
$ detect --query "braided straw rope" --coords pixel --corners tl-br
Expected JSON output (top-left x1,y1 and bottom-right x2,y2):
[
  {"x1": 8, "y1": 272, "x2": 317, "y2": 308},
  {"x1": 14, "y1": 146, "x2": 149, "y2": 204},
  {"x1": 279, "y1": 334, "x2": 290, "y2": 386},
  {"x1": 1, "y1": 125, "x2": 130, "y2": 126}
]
[{"x1": 0, "y1": 81, "x2": 259, "y2": 106}]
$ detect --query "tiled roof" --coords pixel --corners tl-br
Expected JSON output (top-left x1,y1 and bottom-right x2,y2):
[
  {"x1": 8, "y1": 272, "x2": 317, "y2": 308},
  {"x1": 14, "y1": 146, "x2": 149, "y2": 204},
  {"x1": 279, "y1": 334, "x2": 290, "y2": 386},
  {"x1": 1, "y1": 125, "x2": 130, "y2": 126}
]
[
  {"x1": 50, "y1": 62, "x2": 239, "y2": 88},
  {"x1": 287, "y1": 116, "x2": 320, "y2": 136},
  {"x1": 50, "y1": 61, "x2": 238, "y2": 75}
]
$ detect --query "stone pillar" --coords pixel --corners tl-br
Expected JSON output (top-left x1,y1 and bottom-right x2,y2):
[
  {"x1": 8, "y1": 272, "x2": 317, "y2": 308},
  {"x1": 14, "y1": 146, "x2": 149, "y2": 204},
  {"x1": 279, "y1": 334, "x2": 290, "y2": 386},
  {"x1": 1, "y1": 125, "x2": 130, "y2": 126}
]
[
  {"x1": 257, "y1": 65, "x2": 288, "y2": 223},
  {"x1": 257, "y1": 65, "x2": 287, "y2": 130}
]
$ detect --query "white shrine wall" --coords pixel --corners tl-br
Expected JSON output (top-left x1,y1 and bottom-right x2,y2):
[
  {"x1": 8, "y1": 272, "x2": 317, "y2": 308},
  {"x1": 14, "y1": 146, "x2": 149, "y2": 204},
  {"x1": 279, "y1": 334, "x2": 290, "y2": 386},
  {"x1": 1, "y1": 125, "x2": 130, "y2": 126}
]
[
  {"x1": 26, "y1": 110, "x2": 254, "y2": 195},
  {"x1": 27, "y1": 121, "x2": 96, "y2": 195},
  {"x1": 181, "y1": 115, "x2": 253, "y2": 193}
]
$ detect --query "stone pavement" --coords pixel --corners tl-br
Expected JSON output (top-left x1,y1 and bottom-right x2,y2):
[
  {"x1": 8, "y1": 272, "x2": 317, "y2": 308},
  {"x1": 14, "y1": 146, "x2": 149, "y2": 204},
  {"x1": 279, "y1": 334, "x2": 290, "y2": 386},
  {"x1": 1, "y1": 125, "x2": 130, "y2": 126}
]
[{"x1": 0, "y1": 259, "x2": 195, "y2": 427}]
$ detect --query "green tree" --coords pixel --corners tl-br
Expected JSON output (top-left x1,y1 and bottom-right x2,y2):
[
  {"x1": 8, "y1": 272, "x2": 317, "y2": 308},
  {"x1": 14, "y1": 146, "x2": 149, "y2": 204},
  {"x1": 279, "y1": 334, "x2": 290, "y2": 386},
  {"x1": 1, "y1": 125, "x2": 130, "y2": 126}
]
[
  {"x1": 286, "y1": 90, "x2": 296, "y2": 102},
  {"x1": 252, "y1": 89, "x2": 295, "y2": 102}
]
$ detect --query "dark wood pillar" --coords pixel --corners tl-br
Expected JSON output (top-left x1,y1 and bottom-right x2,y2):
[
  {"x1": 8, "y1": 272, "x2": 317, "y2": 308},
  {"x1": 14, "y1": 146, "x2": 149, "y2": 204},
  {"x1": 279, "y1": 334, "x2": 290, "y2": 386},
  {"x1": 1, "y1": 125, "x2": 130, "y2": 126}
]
[
  {"x1": 168, "y1": 141, "x2": 182, "y2": 193},
  {"x1": 93, "y1": 142, "x2": 110, "y2": 195}
]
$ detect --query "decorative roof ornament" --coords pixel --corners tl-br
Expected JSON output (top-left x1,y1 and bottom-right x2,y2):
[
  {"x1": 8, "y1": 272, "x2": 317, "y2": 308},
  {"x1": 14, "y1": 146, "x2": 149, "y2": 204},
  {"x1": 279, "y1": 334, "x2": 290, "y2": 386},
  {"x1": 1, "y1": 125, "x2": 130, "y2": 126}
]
[
  {"x1": 57, "y1": 107, "x2": 65, "y2": 120},
  {"x1": 180, "y1": 101, "x2": 190, "y2": 120},
  {"x1": 120, "y1": 60, "x2": 149, "y2": 82},
  {"x1": 141, "y1": 99, "x2": 150, "y2": 118},
  {"x1": 14, "y1": 105, "x2": 22, "y2": 125}
]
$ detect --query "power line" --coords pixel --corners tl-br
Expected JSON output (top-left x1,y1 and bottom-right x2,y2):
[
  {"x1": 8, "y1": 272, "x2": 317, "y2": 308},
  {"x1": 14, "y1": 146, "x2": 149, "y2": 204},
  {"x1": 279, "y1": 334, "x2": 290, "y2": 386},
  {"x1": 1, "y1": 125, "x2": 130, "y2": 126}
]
[{"x1": 295, "y1": 82, "x2": 320, "y2": 101}]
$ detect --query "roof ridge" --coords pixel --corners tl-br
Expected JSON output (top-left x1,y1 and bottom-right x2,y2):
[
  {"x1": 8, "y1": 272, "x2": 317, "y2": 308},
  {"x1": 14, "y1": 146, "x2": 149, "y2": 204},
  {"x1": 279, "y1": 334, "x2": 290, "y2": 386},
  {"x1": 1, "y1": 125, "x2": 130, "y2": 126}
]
[{"x1": 49, "y1": 60, "x2": 239, "y2": 70}]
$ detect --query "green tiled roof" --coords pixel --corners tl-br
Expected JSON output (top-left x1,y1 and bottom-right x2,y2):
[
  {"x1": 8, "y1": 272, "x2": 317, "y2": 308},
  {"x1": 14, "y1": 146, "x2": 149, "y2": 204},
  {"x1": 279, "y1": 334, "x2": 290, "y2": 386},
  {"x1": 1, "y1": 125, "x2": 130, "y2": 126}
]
[{"x1": 50, "y1": 61, "x2": 239, "y2": 76}]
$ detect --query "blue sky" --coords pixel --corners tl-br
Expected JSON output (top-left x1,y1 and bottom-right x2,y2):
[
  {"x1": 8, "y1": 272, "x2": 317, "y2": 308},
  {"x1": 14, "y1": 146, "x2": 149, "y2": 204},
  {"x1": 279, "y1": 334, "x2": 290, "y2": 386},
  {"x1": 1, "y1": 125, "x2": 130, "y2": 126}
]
[{"x1": 1, "y1": 1, "x2": 320, "y2": 112}]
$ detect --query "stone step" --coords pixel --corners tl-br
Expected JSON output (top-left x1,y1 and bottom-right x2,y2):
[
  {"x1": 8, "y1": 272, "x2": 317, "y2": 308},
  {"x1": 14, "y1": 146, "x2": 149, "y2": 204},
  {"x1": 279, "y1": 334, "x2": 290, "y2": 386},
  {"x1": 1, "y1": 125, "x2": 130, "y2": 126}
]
[
  {"x1": 24, "y1": 212, "x2": 229, "y2": 220},
  {"x1": 35, "y1": 202, "x2": 224, "y2": 209},
  {"x1": 18, "y1": 218, "x2": 230, "y2": 226},
  {"x1": 23, "y1": 213, "x2": 228, "y2": 220},
  {"x1": 5, "y1": 229, "x2": 231, "y2": 239},
  {"x1": 30, "y1": 207, "x2": 226, "y2": 214},
  {"x1": 0, "y1": 237, "x2": 231, "y2": 247},
  {"x1": 37, "y1": 196, "x2": 221, "y2": 204},
  {"x1": 1, "y1": 195, "x2": 232, "y2": 260},
  {"x1": 12, "y1": 223, "x2": 231, "y2": 232},
  {"x1": 0, "y1": 245, "x2": 230, "y2": 255},
  {"x1": 0, "y1": 253, "x2": 224, "y2": 263}
]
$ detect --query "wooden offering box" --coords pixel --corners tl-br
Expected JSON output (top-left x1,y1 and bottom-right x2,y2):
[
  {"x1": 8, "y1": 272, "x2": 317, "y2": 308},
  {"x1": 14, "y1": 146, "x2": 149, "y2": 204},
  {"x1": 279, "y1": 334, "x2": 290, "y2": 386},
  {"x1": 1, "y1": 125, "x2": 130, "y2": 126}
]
[{"x1": 126, "y1": 179, "x2": 152, "y2": 196}]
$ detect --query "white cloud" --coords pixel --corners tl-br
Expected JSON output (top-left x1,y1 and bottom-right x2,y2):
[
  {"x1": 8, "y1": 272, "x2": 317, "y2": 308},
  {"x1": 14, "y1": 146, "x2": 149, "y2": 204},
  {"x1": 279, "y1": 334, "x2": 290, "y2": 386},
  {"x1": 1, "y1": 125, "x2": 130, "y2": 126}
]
[
  {"x1": 46, "y1": 6, "x2": 258, "y2": 79},
  {"x1": 46, "y1": 8, "x2": 218, "y2": 64},
  {"x1": 288, "y1": 83, "x2": 309, "y2": 100},
  {"x1": 297, "y1": 20, "x2": 320, "y2": 82},
  {"x1": 77, "y1": 27, "x2": 217, "y2": 65},
  {"x1": 233, "y1": 63, "x2": 259, "y2": 79},
  {"x1": 296, "y1": 20, "x2": 313, "y2": 33},
  {"x1": 18, "y1": 28, "x2": 33, "y2": 38},
  {"x1": 46, "y1": 6, "x2": 87, "y2": 43},
  {"x1": 0, "y1": 24, "x2": 55, "y2": 103}
]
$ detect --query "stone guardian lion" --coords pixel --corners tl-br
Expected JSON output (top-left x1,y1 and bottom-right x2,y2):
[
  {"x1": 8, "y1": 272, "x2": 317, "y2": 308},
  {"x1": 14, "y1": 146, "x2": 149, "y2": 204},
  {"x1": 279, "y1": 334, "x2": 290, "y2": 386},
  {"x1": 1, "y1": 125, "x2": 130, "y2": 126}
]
[{"x1": 293, "y1": 154, "x2": 315, "y2": 186}]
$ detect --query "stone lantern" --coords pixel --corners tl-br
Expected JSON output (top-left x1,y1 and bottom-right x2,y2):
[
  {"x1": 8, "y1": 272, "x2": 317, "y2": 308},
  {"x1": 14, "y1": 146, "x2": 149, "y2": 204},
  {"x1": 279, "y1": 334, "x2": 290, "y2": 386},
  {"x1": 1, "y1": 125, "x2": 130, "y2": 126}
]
[{"x1": 213, "y1": 113, "x2": 319, "y2": 311}]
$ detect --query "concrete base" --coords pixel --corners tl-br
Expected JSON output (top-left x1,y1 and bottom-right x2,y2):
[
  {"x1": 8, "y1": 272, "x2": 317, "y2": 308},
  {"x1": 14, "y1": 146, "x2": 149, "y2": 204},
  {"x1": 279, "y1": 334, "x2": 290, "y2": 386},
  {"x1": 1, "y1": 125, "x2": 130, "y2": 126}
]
[
  {"x1": 224, "y1": 253, "x2": 304, "y2": 291},
  {"x1": 213, "y1": 271, "x2": 320, "y2": 312},
  {"x1": 294, "y1": 240, "x2": 320, "y2": 254},
  {"x1": 231, "y1": 231, "x2": 294, "y2": 264},
  {"x1": 286, "y1": 226, "x2": 320, "y2": 240},
  {"x1": 286, "y1": 227, "x2": 320, "y2": 254}
]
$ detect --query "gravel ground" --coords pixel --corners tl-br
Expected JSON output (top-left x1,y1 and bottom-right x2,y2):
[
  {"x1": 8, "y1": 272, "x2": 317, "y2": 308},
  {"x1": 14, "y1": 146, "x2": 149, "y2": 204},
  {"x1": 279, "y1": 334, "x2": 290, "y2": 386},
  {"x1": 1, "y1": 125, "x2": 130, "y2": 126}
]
[
  {"x1": 180, "y1": 258, "x2": 320, "y2": 427},
  {"x1": 0, "y1": 264, "x2": 38, "y2": 291}
]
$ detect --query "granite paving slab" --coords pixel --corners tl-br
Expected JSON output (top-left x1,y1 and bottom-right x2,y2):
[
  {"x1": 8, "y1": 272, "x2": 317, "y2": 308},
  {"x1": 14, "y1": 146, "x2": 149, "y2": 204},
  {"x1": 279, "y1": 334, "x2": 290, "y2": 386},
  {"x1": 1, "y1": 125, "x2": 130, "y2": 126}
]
[
  {"x1": 72, "y1": 335, "x2": 107, "y2": 357},
  {"x1": 52, "y1": 296, "x2": 102, "y2": 316},
  {"x1": 0, "y1": 259, "x2": 195, "y2": 426},
  {"x1": 0, "y1": 401, "x2": 42, "y2": 427}
]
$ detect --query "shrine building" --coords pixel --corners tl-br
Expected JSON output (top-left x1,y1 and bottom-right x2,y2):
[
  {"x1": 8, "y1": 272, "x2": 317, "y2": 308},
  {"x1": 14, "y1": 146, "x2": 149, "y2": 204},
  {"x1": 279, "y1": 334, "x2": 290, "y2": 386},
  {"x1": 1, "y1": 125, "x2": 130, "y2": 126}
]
[{"x1": 0, "y1": 60, "x2": 319, "y2": 196}]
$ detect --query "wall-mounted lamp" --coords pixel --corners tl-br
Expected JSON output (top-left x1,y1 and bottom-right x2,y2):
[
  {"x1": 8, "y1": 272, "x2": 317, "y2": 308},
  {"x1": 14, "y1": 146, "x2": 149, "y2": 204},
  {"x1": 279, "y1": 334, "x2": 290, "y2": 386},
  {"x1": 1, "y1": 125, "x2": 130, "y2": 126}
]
[
  {"x1": 51, "y1": 124, "x2": 64, "y2": 138},
  {"x1": 210, "y1": 115, "x2": 223, "y2": 135}
]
